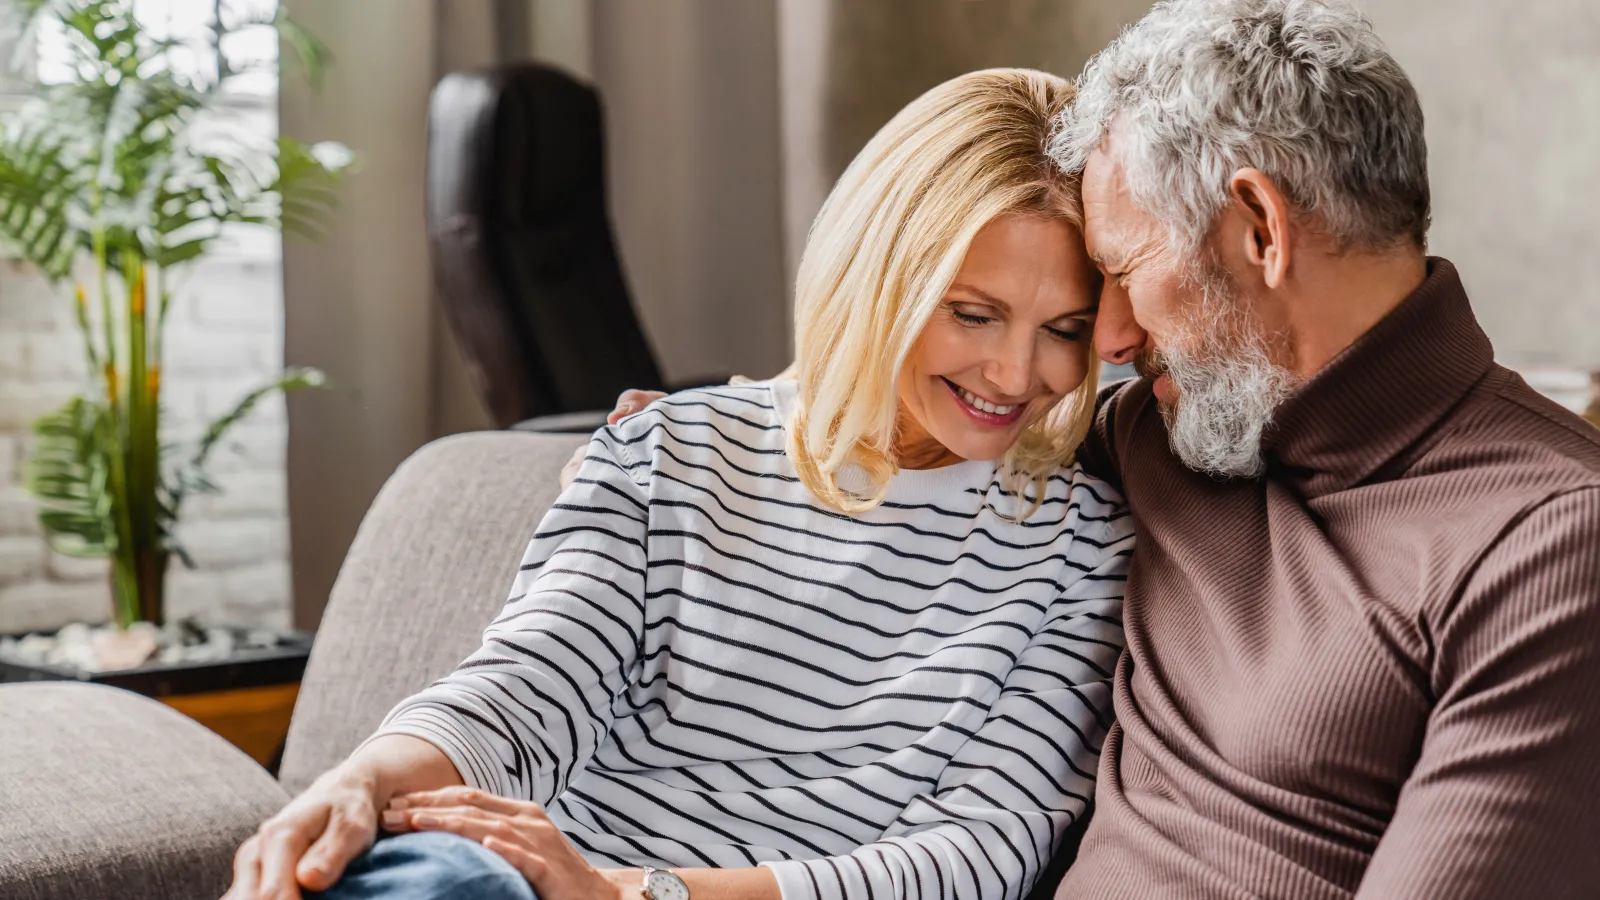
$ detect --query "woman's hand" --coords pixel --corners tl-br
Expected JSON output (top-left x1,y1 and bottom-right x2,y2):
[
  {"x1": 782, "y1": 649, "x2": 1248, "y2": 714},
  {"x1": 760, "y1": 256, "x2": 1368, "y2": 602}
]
[
  {"x1": 559, "y1": 389, "x2": 667, "y2": 490},
  {"x1": 222, "y1": 734, "x2": 463, "y2": 900},
  {"x1": 385, "y1": 786, "x2": 632, "y2": 900},
  {"x1": 222, "y1": 764, "x2": 382, "y2": 900}
]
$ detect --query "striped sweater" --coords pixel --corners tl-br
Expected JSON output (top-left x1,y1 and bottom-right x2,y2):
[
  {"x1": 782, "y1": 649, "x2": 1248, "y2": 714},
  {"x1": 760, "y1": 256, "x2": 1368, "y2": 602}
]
[{"x1": 375, "y1": 379, "x2": 1134, "y2": 900}]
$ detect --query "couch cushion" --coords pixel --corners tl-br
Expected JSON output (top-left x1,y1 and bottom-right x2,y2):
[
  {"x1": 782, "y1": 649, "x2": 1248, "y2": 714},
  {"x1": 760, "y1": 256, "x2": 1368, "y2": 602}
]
[
  {"x1": 279, "y1": 430, "x2": 586, "y2": 794},
  {"x1": 0, "y1": 682, "x2": 289, "y2": 900}
]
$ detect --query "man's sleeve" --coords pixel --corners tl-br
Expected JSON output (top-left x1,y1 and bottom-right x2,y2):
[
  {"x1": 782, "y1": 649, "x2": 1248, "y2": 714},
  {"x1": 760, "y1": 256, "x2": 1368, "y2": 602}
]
[
  {"x1": 1075, "y1": 381, "x2": 1132, "y2": 490},
  {"x1": 1355, "y1": 487, "x2": 1600, "y2": 898}
]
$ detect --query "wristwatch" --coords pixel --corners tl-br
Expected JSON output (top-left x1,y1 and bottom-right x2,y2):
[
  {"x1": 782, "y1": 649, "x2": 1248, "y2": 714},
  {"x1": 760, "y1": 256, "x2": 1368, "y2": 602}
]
[{"x1": 640, "y1": 866, "x2": 689, "y2": 900}]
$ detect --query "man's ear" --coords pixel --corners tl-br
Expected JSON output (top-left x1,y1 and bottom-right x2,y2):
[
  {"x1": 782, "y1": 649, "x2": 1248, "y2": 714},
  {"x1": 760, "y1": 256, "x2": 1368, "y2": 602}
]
[{"x1": 1228, "y1": 168, "x2": 1293, "y2": 289}]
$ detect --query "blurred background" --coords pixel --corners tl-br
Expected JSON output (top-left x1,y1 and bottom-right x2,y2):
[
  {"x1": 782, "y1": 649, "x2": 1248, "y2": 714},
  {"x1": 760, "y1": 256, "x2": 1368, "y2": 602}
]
[{"x1": 2, "y1": 0, "x2": 1598, "y2": 641}]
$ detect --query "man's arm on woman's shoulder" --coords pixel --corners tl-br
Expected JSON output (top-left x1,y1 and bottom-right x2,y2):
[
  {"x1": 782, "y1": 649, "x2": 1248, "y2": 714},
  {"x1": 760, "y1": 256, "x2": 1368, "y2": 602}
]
[{"x1": 1075, "y1": 380, "x2": 1138, "y2": 490}]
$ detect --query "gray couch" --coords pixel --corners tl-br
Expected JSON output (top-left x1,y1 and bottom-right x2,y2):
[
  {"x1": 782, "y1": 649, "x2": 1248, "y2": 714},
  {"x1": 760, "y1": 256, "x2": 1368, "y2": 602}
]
[{"x1": 0, "y1": 431, "x2": 587, "y2": 900}]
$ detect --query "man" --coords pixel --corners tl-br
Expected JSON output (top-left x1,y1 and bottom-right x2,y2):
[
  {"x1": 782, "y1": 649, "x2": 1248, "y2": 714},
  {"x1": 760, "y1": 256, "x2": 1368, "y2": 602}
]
[{"x1": 596, "y1": 0, "x2": 1600, "y2": 896}]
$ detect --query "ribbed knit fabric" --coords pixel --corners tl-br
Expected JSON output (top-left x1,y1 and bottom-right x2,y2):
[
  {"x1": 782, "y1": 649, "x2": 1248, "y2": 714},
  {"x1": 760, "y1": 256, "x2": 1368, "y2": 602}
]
[
  {"x1": 1061, "y1": 258, "x2": 1600, "y2": 899},
  {"x1": 374, "y1": 380, "x2": 1135, "y2": 900}
]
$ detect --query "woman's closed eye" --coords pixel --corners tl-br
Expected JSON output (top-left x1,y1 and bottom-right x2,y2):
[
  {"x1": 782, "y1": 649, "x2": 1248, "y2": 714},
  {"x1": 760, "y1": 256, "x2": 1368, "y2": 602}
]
[
  {"x1": 1045, "y1": 323, "x2": 1086, "y2": 343},
  {"x1": 949, "y1": 304, "x2": 996, "y2": 326}
]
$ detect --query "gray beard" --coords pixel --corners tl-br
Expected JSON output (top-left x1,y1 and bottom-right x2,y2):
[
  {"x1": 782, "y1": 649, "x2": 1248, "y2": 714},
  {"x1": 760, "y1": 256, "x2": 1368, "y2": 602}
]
[{"x1": 1156, "y1": 263, "x2": 1300, "y2": 479}]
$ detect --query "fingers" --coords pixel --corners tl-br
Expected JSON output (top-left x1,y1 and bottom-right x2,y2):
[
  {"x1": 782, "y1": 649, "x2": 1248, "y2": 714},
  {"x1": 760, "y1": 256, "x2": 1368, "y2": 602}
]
[
  {"x1": 254, "y1": 811, "x2": 321, "y2": 900},
  {"x1": 296, "y1": 804, "x2": 375, "y2": 892},
  {"x1": 222, "y1": 835, "x2": 262, "y2": 900},
  {"x1": 559, "y1": 448, "x2": 585, "y2": 491},
  {"x1": 404, "y1": 806, "x2": 508, "y2": 844},
  {"x1": 482, "y1": 837, "x2": 550, "y2": 883},
  {"x1": 402, "y1": 803, "x2": 560, "y2": 851},
  {"x1": 608, "y1": 389, "x2": 666, "y2": 424},
  {"x1": 390, "y1": 785, "x2": 536, "y2": 818}
]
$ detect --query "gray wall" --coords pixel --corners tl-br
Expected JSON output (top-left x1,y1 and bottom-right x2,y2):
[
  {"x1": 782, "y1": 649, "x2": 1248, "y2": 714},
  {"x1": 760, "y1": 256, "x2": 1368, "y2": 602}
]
[{"x1": 1368, "y1": 0, "x2": 1600, "y2": 367}]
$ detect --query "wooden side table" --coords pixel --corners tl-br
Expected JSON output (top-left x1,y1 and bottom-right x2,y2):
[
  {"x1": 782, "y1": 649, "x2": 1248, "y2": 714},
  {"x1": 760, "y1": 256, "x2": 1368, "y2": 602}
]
[{"x1": 161, "y1": 682, "x2": 303, "y2": 767}]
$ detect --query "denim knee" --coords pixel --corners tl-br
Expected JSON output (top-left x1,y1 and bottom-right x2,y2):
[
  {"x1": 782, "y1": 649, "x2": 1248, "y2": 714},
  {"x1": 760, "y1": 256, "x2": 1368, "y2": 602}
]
[{"x1": 310, "y1": 830, "x2": 536, "y2": 900}]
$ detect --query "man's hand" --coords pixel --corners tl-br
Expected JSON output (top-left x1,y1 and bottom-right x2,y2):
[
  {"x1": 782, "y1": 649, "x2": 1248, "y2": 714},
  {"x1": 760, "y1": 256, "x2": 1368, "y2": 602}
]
[
  {"x1": 385, "y1": 786, "x2": 630, "y2": 900},
  {"x1": 221, "y1": 765, "x2": 382, "y2": 900},
  {"x1": 559, "y1": 389, "x2": 667, "y2": 490}
]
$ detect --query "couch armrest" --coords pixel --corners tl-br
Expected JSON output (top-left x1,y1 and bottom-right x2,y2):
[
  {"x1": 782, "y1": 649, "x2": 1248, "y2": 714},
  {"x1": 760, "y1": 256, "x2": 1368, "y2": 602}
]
[{"x1": 0, "y1": 682, "x2": 291, "y2": 900}]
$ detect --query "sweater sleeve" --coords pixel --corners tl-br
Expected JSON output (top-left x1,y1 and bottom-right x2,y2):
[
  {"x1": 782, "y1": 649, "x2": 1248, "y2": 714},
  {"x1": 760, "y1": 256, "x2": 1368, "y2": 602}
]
[
  {"x1": 1355, "y1": 487, "x2": 1600, "y2": 898},
  {"x1": 762, "y1": 514, "x2": 1133, "y2": 900},
  {"x1": 369, "y1": 425, "x2": 651, "y2": 804}
]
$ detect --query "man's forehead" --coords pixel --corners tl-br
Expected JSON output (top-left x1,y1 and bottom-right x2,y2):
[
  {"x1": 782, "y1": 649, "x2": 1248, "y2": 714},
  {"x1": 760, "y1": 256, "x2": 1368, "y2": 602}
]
[
  {"x1": 1082, "y1": 148, "x2": 1135, "y2": 263},
  {"x1": 1082, "y1": 140, "x2": 1162, "y2": 269}
]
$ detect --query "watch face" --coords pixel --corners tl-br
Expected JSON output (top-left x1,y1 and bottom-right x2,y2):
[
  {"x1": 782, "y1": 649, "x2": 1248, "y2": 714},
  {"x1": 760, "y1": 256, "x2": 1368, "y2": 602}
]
[{"x1": 646, "y1": 870, "x2": 690, "y2": 900}]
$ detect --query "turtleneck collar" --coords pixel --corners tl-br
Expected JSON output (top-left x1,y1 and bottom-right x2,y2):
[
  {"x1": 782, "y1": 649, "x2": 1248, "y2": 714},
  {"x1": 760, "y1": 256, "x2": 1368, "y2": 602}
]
[{"x1": 1264, "y1": 257, "x2": 1495, "y2": 498}]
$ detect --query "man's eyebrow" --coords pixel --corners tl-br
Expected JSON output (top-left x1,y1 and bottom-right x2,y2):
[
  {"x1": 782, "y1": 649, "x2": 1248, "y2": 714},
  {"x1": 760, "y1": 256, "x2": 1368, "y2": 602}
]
[
  {"x1": 948, "y1": 282, "x2": 1012, "y2": 311},
  {"x1": 1089, "y1": 251, "x2": 1126, "y2": 272}
]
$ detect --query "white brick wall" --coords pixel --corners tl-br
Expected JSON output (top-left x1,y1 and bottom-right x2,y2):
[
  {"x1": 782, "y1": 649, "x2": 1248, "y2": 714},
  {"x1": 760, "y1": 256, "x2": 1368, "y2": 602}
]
[{"x1": 0, "y1": 233, "x2": 293, "y2": 634}]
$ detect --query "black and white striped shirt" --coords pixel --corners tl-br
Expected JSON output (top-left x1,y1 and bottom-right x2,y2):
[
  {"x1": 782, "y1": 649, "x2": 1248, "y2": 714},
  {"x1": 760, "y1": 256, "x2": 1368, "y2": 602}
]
[{"x1": 376, "y1": 380, "x2": 1133, "y2": 900}]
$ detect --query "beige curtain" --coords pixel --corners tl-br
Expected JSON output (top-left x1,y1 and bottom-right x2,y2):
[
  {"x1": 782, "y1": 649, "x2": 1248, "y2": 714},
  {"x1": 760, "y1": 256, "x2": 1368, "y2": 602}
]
[{"x1": 279, "y1": 0, "x2": 529, "y2": 628}]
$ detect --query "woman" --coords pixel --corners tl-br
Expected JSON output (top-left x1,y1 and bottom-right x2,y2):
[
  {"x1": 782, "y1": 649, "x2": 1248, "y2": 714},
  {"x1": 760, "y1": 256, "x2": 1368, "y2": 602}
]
[{"x1": 225, "y1": 68, "x2": 1131, "y2": 900}]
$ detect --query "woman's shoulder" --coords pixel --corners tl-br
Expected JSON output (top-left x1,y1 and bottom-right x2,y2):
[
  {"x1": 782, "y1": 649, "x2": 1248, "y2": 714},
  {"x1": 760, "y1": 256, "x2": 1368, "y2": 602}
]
[
  {"x1": 1008, "y1": 462, "x2": 1133, "y2": 542},
  {"x1": 601, "y1": 381, "x2": 790, "y2": 466}
]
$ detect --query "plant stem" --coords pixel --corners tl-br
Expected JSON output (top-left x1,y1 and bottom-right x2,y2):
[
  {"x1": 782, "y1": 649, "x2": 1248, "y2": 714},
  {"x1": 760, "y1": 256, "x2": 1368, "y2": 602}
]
[
  {"x1": 125, "y1": 257, "x2": 162, "y2": 624},
  {"x1": 91, "y1": 184, "x2": 136, "y2": 629}
]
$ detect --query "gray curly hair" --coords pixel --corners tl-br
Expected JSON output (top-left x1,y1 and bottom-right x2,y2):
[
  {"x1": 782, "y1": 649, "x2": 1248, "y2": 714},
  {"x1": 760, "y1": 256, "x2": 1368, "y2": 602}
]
[{"x1": 1052, "y1": 0, "x2": 1430, "y2": 254}]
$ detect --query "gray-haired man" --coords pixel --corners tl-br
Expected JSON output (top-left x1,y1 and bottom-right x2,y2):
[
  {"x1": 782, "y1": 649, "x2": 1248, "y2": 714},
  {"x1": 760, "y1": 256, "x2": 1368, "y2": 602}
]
[
  {"x1": 593, "y1": 1, "x2": 1600, "y2": 897},
  {"x1": 1048, "y1": 0, "x2": 1600, "y2": 897}
]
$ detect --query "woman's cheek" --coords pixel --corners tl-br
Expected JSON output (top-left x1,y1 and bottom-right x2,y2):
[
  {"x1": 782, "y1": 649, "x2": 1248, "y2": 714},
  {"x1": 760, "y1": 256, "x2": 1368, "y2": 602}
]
[{"x1": 1039, "y1": 340, "x2": 1089, "y2": 399}]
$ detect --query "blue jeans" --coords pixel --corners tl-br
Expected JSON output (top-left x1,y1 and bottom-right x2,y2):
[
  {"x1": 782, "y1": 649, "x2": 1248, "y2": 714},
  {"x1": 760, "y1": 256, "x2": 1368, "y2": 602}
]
[{"x1": 309, "y1": 831, "x2": 537, "y2": 900}]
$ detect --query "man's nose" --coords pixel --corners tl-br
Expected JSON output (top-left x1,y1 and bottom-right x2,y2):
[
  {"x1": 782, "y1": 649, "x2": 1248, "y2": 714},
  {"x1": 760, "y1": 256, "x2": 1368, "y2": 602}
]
[{"x1": 1094, "y1": 285, "x2": 1148, "y2": 366}]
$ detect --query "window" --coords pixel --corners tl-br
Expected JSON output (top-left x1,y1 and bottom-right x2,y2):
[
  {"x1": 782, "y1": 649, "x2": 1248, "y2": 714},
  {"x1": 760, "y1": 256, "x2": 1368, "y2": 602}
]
[{"x1": 24, "y1": 0, "x2": 279, "y2": 104}]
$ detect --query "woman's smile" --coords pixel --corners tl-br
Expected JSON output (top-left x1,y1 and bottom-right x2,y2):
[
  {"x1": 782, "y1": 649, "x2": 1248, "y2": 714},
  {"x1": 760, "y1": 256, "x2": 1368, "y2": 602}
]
[{"x1": 941, "y1": 376, "x2": 1027, "y2": 426}]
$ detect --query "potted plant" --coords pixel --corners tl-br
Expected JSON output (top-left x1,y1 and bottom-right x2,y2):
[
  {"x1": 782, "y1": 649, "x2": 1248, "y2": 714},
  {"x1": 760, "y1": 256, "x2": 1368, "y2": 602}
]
[{"x1": 0, "y1": 0, "x2": 351, "y2": 680}]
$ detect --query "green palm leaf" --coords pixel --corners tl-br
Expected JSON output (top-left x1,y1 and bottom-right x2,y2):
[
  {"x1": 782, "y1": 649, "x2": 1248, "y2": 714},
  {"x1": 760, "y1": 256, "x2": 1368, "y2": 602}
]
[{"x1": 6, "y1": 0, "x2": 348, "y2": 626}]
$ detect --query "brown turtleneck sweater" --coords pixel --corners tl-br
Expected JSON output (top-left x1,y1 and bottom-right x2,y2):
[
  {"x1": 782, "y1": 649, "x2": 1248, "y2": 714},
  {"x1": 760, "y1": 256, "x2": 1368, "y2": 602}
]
[{"x1": 1060, "y1": 259, "x2": 1600, "y2": 899}]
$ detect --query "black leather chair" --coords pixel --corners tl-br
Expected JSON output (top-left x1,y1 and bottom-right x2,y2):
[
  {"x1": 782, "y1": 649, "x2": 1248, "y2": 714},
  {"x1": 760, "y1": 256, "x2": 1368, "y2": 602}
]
[{"x1": 427, "y1": 63, "x2": 697, "y2": 432}]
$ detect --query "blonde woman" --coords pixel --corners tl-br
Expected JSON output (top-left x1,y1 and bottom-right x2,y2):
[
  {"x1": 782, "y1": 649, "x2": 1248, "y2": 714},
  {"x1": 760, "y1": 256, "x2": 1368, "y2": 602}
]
[{"x1": 225, "y1": 69, "x2": 1132, "y2": 900}]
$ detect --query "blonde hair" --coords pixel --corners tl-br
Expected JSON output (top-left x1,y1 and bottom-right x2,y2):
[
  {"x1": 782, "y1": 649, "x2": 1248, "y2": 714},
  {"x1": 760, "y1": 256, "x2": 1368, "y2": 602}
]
[{"x1": 788, "y1": 68, "x2": 1099, "y2": 515}]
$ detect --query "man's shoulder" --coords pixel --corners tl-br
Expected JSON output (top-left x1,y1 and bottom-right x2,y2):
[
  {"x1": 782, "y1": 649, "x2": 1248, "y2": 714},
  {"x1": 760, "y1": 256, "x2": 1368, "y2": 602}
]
[
  {"x1": 1081, "y1": 377, "x2": 1160, "y2": 487},
  {"x1": 1411, "y1": 365, "x2": 1600, "y2": 497}
]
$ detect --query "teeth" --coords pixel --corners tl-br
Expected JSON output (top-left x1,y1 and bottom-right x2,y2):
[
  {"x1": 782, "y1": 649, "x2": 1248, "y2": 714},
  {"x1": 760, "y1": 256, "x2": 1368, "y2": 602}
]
[{"x1": 959, "y1": 388, "x2": 1014, "y2": 416}]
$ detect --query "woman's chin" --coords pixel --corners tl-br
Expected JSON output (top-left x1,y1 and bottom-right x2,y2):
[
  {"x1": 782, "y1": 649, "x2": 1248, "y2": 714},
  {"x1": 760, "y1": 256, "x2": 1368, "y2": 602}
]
[{"x1": 931, "y1": 431, "x2": 1015, "y2": 463}]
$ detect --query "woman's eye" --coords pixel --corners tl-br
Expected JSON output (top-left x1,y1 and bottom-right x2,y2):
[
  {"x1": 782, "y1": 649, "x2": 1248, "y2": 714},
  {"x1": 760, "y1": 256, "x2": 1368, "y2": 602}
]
[
  {"x1": 1046, "y1": 325, "x2": 1085, "y2": 343},
  {"x1": 951, "y1": 308, "x2": 993, "y2": 326}
]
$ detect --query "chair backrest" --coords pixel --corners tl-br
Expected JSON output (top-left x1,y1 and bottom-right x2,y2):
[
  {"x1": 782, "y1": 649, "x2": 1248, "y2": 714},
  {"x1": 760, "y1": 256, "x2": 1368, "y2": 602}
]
[
  {"x1": 427, "y1": 63, "x2": 666, "y2": 428},
  {"x1": 278, "y1": 431, "x2": 587, "y2": 793}
]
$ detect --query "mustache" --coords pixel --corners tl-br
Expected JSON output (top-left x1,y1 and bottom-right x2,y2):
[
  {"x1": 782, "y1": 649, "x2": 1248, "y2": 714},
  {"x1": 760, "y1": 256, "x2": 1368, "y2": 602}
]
[{"x1": 1133, "y1": 350, "x2": 1169, "y2": 381}]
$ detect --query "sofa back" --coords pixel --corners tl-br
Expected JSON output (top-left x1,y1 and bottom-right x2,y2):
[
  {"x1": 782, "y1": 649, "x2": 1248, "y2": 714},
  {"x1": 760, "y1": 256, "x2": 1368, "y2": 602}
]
[{"x1": 278, "y1": 431, "x2": 586, "y2": 793}]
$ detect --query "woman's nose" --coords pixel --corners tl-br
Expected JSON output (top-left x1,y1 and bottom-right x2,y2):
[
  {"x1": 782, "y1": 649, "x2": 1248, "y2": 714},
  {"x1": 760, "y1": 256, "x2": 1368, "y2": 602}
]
[
  {"x1": 1094, "y1": 285, "x2": 1149, "y2": 367},
  {"x1": 985, "y1": 341, "x2": 1035, "y2": 398}
]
